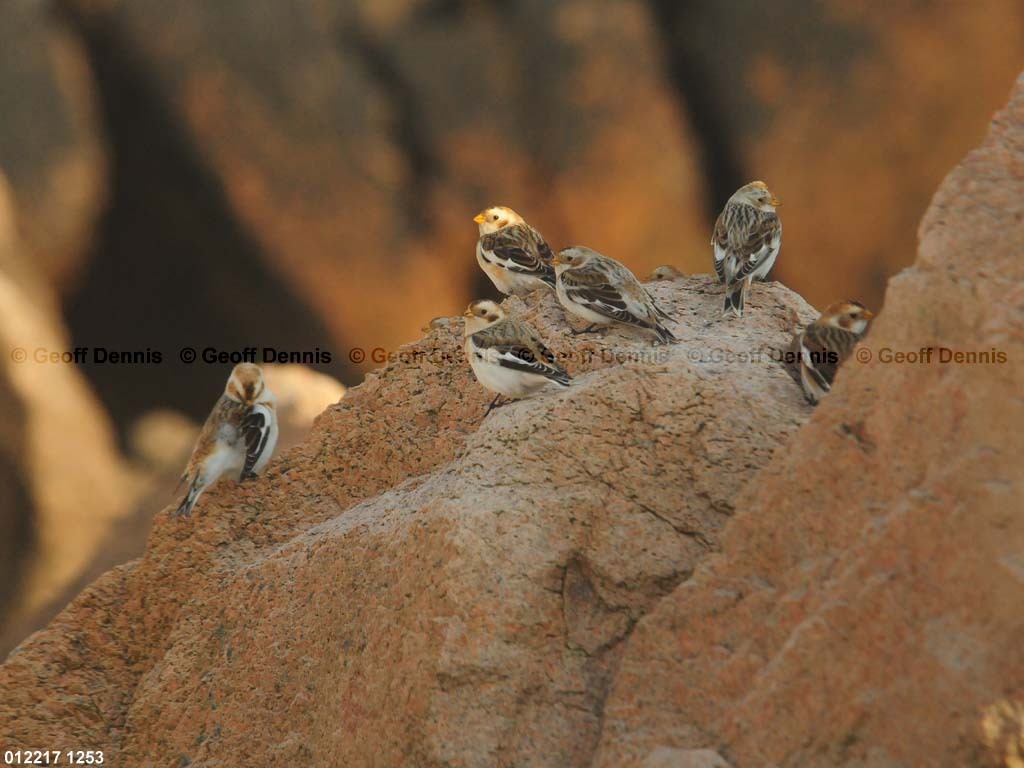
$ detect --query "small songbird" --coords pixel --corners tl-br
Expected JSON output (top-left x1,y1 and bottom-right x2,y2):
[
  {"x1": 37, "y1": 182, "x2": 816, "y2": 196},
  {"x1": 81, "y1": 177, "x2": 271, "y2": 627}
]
[
  {"x1": 797, "y1": 300, "x2": 874, "y2": 404},
  {"x1": 463, "y1": 299, "x2": 571, "y2": 415},
  {"x1": 421, "y1": 316, "x2": 452, "y2": 332},
  {"x1": 474, "y1": 206, "x2": 556, "y2": 295},
  {"x1": 648, "y1": 265, "x2": 686, "y2": 282},
  {"x1": 712, "y1": 180, "x2": 782, "y2": 317},
  {"x1": 551, "y1": 246, "x2": 676, "y2": 343},
  {"x1": 176, "y1": 363, "x2": 279, "y2": 517}
]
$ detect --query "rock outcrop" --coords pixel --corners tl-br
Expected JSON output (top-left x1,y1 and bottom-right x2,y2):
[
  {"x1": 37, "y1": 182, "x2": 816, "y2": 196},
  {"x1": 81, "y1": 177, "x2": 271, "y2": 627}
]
[
  {"x1": 2, "y1": 69, "x2": 1023, "y2": 768},
  {"x1": 0, "y1": 277, "x2": 816, "y2": 766},
  {"x1": 595, "y1": 74, "x2": 1024, "y2": 767}
]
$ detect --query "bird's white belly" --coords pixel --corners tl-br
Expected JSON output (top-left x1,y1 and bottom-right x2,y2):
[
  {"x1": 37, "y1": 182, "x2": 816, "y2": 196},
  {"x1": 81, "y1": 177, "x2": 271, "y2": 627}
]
[
  {"x1": 467, "y1": 343, "x2": 550, "y2": 398},
  {"x1": 201, "y1": 442, "x2": 245, "y2": 485},
  {"x1": 476, "y1": 243, "x2": 546, "y2": 295}
]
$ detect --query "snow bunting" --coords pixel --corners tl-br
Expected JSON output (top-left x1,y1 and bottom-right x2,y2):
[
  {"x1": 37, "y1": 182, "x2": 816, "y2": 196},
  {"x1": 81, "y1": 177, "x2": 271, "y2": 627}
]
[
  {"x1": 712, "y1": 181, "x2": 782, "y2": 317},
  {"x1": 648, "y1": 265, "x2": 686, "y2": 282},
  {"x1": 175, "y1": 363, "x2": 279, "y2": 517},
  {"x1": 422, "y1": 316, "x2": 452, "y2": 332},
  {"x1": 797, "y1": 300, "x2": 874, "y2": 404},
  {"x1": 463, "y1": 299, "x2": 570, "y2": 414},
  {"x1": 551, "y1": 246, "x2": 676, "y2": 343},
  {"x1": 474, "y1": 206, "x2": 556, "y2": 295}
]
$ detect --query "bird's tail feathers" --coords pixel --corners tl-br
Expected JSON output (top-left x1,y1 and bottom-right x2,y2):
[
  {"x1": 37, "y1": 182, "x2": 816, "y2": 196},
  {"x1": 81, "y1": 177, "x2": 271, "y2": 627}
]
[
  {"x1": 723, "y1": 284, "x2": 745, "y2": 317},
  {"x1": 175, "y1": 475, "x2": 203, "y2": 518},
  {"x1": 654, "y1": 322, "x2": 677, "y2": 345}
]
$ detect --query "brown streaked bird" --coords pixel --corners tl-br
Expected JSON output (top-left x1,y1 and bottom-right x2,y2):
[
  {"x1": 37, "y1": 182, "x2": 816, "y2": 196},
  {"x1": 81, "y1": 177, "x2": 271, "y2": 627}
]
[
  {"x1": 421, "y1": 316, "x2": 452, "y2": 333},
  {"x1": 712, "y1": 180, "x2": 782, "y2": 317},
  {"x1": 474, "y1": 205, "x2": 556, "y2": 295},
  {"x1": 463, "y1": 299, "x2": 571, "y2": 415},
  {"x1": 648, "y1": 265, "x2": 686, "y2": 282},
  {"x1": 552, "y1": 246, "x2": 676, "y2": 343},
  {"x1": 797, "y1": 300, "x2": 874, "y2": 404},
  {"x1": 175, "y1": 363, "x2": 278, "y2": 517}
]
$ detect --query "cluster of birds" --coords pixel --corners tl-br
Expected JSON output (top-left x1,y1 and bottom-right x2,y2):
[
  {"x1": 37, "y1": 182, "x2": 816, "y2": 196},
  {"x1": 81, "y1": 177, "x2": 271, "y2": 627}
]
[{"x1": 174, "y1": 180, "x2": 874, "y2": 518}]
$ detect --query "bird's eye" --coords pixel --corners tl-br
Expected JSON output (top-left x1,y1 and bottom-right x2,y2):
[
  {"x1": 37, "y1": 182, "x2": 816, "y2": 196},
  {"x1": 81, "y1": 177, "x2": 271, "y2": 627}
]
[{"x1": 491, "y1": 215, "x2": 499, "y2": 221}]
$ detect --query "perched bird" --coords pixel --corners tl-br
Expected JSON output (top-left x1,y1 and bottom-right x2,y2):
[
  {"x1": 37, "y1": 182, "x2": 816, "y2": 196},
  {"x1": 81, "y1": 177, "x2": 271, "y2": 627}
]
[
  {"x1": 463, "y1": 299, "x2": 570, "y2": 415},
  {"x1": 176, "y1": 363, "x2": 279, "y2": 517},
  {"x1": 712, "y1": 180, "x2": 782, "y2": 317},
  {"x1": 474, "y1": 206, "x2": 556, "y2": 295},
  {"x1": 648, "y1": 265, "x2": 686, "y2": 282},
  {"x1": 421, "y1": 316, "x2": 452, "y2": 333},
  {"x1": 797, "y1": 300, "x2": 874, "y2": 404},
  {"x1": 551, "y1": 246, "x2": 676, "y2": 343}
]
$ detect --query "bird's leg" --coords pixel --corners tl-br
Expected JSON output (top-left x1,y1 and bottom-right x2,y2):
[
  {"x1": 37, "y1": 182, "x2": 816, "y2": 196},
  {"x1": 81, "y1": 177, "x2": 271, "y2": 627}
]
[
  {"x1": 483, "y1": 394, "x2": 505, "y2": 417},
  {"x1": 570, "y1": 324, "x2": 602, "y2": 336}
]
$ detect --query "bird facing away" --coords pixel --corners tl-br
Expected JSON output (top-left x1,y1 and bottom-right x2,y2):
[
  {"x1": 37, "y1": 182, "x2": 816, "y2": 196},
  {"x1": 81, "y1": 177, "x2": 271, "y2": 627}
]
[
  {"x1": 176, "y1": 363, "x2": 279, "y2": 517},
  {"x1": 797, "y1": 300, "x2": 874, "y2": 404},
  {"x1": 712, "y1": 180, "x2": 782, "y2": 317},
  {"x1": 552, "y1": 246, "x2": 676, "y2": 343},
  {"x1": 474, "y1": 206, "x2": 556, "y2": 295},
  {"x1": 463, "y1": 299, "x2": 571, "y2": 415}
]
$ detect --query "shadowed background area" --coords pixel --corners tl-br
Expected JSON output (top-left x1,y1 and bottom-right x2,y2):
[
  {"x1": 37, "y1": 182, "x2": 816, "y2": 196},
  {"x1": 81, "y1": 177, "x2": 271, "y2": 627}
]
[{"x1": 0, "y1": 0, "x2": 1020, "y2": 655}]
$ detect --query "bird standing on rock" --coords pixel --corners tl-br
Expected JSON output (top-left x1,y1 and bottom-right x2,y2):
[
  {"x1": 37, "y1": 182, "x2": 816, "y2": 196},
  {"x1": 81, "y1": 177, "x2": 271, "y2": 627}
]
[
  {"x1": 463, "y1": 299, "x2": 571, "y2": 415},
  {"x1": 474, "y1": 206, "x2": 556, "y2": 295},
  {"x1": 552, "y1": 246, "x2": 676, "y2": 343},
  {"x1": 712, "y1": 180, "x2": 782, "y2": 317},
  {"x1": 797, "y1": 300, "x2": 874, "y2": 404},
  {"x1": 175, "y1": 363, "x2": 278, "y2": 517}
]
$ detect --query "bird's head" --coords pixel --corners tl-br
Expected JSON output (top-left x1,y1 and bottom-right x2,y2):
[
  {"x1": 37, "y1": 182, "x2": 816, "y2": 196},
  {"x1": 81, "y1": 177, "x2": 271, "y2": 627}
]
[
  {"x1": 820, "y1": 300, "x2": 874, "y2": 335},
  {"x1": 462, "y1": 299, "x2": 506, "y2": 334},
  {"x1": 550, "y1": 246, "x2": 596, "y2": 272},
  {"x1": 732, "y1": 180, "x2": 781, "y2": 212},
  {"x1": 649, "y1": 265, "x2": 684, "y2": 282},
  {"x1": 225, "y1": 363, "x2": 271, "y2": 406},
  {"x1": 473, "y1": 206, "x2": 523, "y2": 234}
]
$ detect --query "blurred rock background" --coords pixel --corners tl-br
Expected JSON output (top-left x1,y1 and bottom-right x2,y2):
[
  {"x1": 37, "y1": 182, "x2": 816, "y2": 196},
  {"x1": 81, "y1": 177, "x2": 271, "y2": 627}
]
[{"x1": 0, "y1": 0, "x2": 1020, "y2": 655}]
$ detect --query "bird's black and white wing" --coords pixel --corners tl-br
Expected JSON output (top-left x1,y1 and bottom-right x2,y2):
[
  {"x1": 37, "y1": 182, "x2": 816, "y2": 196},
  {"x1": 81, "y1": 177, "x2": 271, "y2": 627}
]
[
  {"x1": 480, "y1": 224, "x2": 556, "y2": 287},
  {"x1": 713, "y1": 203, "x2": 781, "y2": 282},
  {"x1": 472, "y1": 320, "x2": 570, "y2": 386},
  {"x1": 240, "y1": 403, "x2": 274, "y2": 480}
]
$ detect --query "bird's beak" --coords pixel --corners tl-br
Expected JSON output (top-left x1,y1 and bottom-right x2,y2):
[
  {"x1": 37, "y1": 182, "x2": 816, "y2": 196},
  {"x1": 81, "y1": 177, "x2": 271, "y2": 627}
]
[
  {"x1": 861, "y1": 309, "x2": 875, "y2": 320},
  {"x1": 770, "y1": 197, "x2": 782, "y2": 207},
  {"x1": 462, "y1": 309, "x2": 474, "y2": 318},
  {"x1": 473, "y1": 213, "x2": 486, "y2": 224},
  {"x1": 550, "y1": 255, "x2": 561, "y2": 266}
]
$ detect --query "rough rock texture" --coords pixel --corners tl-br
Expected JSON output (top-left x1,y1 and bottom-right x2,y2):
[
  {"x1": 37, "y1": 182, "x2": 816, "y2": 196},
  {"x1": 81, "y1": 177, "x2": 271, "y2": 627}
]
[
  {"x1": 3, "y1": 71, "x2": 1023, "y2": 767},
  {"x1": 0, "y1": 278, "x2": 816, "y2": 766},
  {"x1": 0, "y1": 0, "x2": 105, "y2": 292},
  {"x1": 594, "y1": 75, "x2": 1024, "y2": 767},
  {"x1": 0, "y1": 364, "x2": 348, "y2": 658}
]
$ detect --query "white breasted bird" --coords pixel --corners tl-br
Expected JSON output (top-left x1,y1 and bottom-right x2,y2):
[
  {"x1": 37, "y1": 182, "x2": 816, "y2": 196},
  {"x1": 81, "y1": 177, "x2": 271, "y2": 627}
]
[
  {"x1": 551, "y1": 246, "x2": 676, "y2": 343},
  {"x1": 797, "y1": 300, "x2": 874, "y2": 404},
  {"x1": 474, "y1": 206, "x2": 556, "y2": 295},
  {"x1": 175, "y1": 363, "x2": 279, "y2": 517},
  {"x1": 463, "y1": 299, "x2": 571, "y2": 415},
  {"x1": 712, "y1": 180, "x2": 782, "y2": 317}
]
